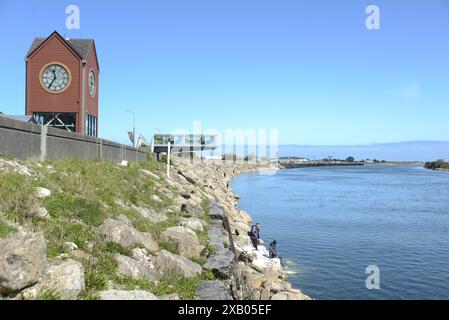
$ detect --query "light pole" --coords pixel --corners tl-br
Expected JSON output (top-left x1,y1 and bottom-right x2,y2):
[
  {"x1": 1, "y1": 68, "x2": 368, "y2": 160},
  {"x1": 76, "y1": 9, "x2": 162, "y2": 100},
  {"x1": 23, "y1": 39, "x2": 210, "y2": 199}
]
[{"x1": 123, "y1": 109, "x2": 136, "y2": 148}]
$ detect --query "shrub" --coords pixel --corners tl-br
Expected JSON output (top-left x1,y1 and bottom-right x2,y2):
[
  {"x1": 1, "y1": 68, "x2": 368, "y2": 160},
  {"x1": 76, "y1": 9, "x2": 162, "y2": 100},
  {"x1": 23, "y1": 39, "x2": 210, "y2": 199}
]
[{"x1": 425, "y1": 159, "x2": 449, "y2": 170}]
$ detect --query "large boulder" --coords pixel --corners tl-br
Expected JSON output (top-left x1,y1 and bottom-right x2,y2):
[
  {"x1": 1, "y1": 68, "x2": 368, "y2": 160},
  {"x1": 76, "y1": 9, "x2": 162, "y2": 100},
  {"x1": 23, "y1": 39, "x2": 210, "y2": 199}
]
[
  {"x1": 208, "y1": 201, "x2": 224, "y2": 220},
  {"x1": 260, "y1": 288, "x2": 271, "y2": 300},
  {"x1": 21, "y1": 260, "x2": 85, "y2": 300},
  {"x1": 261, "y1": 269, "x2": 282, "y2": 283},
  {"x1": 230, "y1": 220, "x2": 250, "y2": 235},
  {"x1": 154, "y1": 250, "x2": 202, "y2": 278},
  {"x1": 265, "y1": 280, "x2": 292, "y2": 293},
  {"x1": 180, "y1": 218, "x2": 204, "y2": 232},
  {"x1": 234, "y1": 235, "x2": 252, "y2": 252},
  {"x1": 132, "y1": 206, "x2": 167, "y2": 224},
  {"x1": 99, "y1": 289, "x2": 158, "y2": 300},
  {"x1": 98, "y1": 216, "x2": 159, "y2": 252},
  {"x1": 197, "y1": 280, "x2": 232, "y2": 300},
  {"x1": 271, "y1": 289, "x2": 311, "y2": 300},
  {"x1": 180, "y1": 204, "x2": 205, "y2": 218},
  {"x1": 160, "y1": 226, "x2": 204, "y2": 258},
  {"x1": 131, "y1": 248, "x2": 154, "y2": 267},
  {"x1": 0, "y1": 232, "x2": 47, "y2": 294},
  {"x1": 238, "y1": 210, "x2": 253, "y2": 224},
  {"x1": 116, "y1": 255, "x2": 158, "y2": 282},
  {"x1": 246, "y1": 246, "x2": 282, "y2": 273},
  {"x1": 0, "y1": 159, "x2": 32, "y2": 176},
  {"x1": 203, "y1": 251, "x2": 235, "y2": 279},
  {"x1": 241, "y1": 266, "x2": 264, "y2": 289},
  {"x1": 177, "y1": 170, "x2": 197, "y2": 185},
  {"x1": 207, "y1": 221, "x2": 225, "y2": 253}
]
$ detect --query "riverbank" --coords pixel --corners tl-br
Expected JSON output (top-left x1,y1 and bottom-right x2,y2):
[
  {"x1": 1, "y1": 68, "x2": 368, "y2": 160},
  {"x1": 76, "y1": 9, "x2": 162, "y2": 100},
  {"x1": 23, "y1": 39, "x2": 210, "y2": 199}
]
[
  {"x1": 175, "y1": 160, "x2": 311, "y2": 300},
  {"x1": 0, "y1": 156, "x2": 310, "y2": 300},
  {"x1": 364, "y1": 162, "x2": 424, "y2": 166}
]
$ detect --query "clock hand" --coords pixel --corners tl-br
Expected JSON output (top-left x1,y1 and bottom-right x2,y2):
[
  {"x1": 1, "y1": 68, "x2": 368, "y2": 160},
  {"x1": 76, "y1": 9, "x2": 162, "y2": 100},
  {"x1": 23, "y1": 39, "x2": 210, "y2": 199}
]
[
  {"x1": 48, "y1": 78, "x2": 56, "y2": 88},
  {"x1": 48, "y1": 71, "x2": 56, "y2": 89}
]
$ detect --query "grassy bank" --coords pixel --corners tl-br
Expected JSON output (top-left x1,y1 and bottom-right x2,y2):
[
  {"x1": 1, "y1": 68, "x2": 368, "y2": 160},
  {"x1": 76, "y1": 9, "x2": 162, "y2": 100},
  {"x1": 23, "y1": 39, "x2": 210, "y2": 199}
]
[{"x1": 0, "y1": 156, "x2": 214, "y2": 299}]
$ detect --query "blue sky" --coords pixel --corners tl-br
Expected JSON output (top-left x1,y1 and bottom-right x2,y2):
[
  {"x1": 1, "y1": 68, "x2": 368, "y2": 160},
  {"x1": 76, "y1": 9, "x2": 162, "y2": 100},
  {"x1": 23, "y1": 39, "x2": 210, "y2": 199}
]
[{"x1": 0, "y1": 0, "x2": 448, "y2": 146}]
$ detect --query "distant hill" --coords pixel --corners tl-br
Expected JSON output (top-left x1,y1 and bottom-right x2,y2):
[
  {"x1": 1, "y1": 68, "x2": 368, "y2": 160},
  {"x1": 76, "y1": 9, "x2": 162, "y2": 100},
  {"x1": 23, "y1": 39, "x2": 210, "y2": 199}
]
[{"x1": 278, "y1": 141, "x2": 449, "y2": 162}]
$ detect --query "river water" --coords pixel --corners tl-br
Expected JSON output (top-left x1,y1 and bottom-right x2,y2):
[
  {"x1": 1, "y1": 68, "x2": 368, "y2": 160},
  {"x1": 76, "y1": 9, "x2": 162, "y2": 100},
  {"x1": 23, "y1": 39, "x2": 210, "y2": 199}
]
[{"x1": 231, "y1": 165, "x2": 449, "y2": 300}]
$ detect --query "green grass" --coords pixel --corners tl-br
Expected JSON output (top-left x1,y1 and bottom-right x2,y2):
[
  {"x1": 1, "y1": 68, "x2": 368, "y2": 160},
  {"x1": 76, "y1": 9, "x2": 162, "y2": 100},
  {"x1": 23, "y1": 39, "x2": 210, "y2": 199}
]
[
  {"x1": 35, "y1": 290, "x2": 61, "y2": 301},
  {"x1": 103, "y1": 241, "x2": 132, "y2": 256},
  {"x1": 200, "y1": 198, "x2": 210, "y2": 216},
  {"x1": 188, "y1": 256, "x2": 207, "y2": 266},
  {"x1": 158, "y1": 241, "x2": 180, "y2": 255},
  {"x1": 81, "y1": 242, "x2": 119, "y2": 293},
  {"x1": 0, "y1": 156, "x2": 219, "y2": 300},
  {"x1": 37, "y1": 218, "x2": 95, "y2": 258},
  {"x1": 84, "y1": 267, "x2": 109, "y2": 292},
  {"x1": 196, "y1": 229, "x2": 209, "y2": 245},
  {"x1": 116, "y1": 270, "x2": 216, "y2": 300},
  {"x1": 124, "y1": 208, "x2": 181, "y2": 237},
  {"x1": 204, "y1": 244, "x2": 216, "y2": 257},
  {"x1": 0, "y1": 221, "x2": 16, "y2": 238},
  {"x1": 0, "y1": 172, "x2": 36, "y2": 223},
  {"x1": 115, "y1": 276, "x2": 176, "y2": 296}
]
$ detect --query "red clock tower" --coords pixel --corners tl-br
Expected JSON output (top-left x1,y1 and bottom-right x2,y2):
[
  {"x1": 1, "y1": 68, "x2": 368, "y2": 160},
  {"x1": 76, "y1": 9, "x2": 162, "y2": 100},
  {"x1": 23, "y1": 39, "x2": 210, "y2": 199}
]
[{"x1": 25, "y1": 31, "x2": 100, "y2": 136}]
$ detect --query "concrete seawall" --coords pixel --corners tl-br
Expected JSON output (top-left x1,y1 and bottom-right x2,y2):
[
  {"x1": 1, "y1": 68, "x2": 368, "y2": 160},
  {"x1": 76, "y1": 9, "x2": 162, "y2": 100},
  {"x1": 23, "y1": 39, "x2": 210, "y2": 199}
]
[{"x1": 0, "y1": 116, "x2": 146, "y2": 162}]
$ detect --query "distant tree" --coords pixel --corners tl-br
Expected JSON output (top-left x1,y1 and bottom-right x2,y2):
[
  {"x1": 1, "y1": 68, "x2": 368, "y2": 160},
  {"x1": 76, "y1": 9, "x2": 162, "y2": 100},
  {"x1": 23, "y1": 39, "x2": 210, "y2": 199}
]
[
  {"x1": 425, "y1": 159, "x2": 449, "y2": 170},
  {"x1": 345, "y1": 156, "x2": 355, "y2": 162}
]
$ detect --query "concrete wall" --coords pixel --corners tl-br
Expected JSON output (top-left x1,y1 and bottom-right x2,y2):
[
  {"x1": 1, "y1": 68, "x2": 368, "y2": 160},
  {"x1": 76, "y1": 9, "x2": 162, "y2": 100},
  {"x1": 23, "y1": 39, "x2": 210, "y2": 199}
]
[{"x1": 0, "y1": 116, "x2": 147, "y2": 162}]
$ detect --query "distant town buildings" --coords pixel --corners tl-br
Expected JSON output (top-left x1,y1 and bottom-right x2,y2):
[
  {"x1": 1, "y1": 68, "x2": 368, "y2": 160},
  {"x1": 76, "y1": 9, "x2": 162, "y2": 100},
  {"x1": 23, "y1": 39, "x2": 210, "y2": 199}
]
[{"x1": 279, "y1": 156, "x2": 310, "y2": 164}]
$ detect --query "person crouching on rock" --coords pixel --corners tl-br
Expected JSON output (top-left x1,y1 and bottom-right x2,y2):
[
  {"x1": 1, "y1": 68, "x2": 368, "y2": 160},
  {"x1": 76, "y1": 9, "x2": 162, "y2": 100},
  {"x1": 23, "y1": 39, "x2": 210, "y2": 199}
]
[
  {"x1": 269, "y1": 240, "x2": 286, "y2": 267},
  {"x1": 248, "y1": 223, "x2": 261, "y2": 250}
]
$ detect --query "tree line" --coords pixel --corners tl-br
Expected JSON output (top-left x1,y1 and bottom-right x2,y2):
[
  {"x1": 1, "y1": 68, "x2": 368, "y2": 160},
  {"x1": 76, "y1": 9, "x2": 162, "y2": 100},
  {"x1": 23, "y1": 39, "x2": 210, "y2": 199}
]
[{"x1": 424, "y1": 159, "x2": 449, "y2": 170}]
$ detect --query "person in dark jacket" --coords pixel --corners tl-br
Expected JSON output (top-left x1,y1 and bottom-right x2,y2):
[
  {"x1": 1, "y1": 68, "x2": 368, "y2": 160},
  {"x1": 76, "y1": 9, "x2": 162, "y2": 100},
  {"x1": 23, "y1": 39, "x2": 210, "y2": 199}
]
[
  {"x1": 269, "y1": 240, "x2": 286, "y2": 267},
  {"x1": 248, "y1": 223, "x2": 261, "y2": 250},
  {"x1": 268, "y1": 240, "x2": 278, "y2": 259}
]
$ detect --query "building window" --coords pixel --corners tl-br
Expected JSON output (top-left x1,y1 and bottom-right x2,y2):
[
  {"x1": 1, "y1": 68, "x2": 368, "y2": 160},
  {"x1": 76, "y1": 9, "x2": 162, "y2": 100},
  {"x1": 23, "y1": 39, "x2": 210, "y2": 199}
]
[
  {"x1": 33, "y1": 112, "x2": 76, "y2": 132},
  {"x1": 86, "y1": 114, "x2": 97, "y2": 137}
]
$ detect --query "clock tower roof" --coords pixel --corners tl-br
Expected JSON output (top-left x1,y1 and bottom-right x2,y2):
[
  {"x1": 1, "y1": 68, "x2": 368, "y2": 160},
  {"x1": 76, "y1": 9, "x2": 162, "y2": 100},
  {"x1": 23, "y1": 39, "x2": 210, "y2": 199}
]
[{"x1": 26, "y1": 31, "x2": 95, "y2": 62}]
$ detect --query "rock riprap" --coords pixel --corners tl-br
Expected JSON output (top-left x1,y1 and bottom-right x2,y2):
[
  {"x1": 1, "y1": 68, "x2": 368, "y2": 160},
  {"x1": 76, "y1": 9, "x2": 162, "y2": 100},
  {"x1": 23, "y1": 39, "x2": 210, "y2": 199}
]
[
  {"x1": 160, "y1": 226, "x2": 204, "y2": 258},
  {"x1": 98, "y1": 215, "x2": 159, "y2": 252},
  {"x1": 99, "y1": 289, "x2": 159, "y2": 300},
  {"x1": 116, "y1": 254, "x2": 158, "y2": 282},
  {"x1": 0, "y1": 232, "x2": 47, "y2": 294},
  {"x1": 197, "y1": 281, "x2": 233, "y2": 300},
  {"x1": 203, "y1": 251, "x2": 235, "y2": 279},
  {"x1": 21, "y1": 259, "x2": 85, "y2": 300},
  {"x1": 154, "y1": 250, "x2": 202, "y2": 278}
]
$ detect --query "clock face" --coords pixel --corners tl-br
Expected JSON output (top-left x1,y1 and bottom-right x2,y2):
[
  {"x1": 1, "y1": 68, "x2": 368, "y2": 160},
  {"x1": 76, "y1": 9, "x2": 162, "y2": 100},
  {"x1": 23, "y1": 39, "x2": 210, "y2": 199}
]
[
  {"x1": 41, "y1": 63, "x2": 70, "y2": 93},
  {"x1": 89, "y1": 70, "x2": 96, "y2": 97}
]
